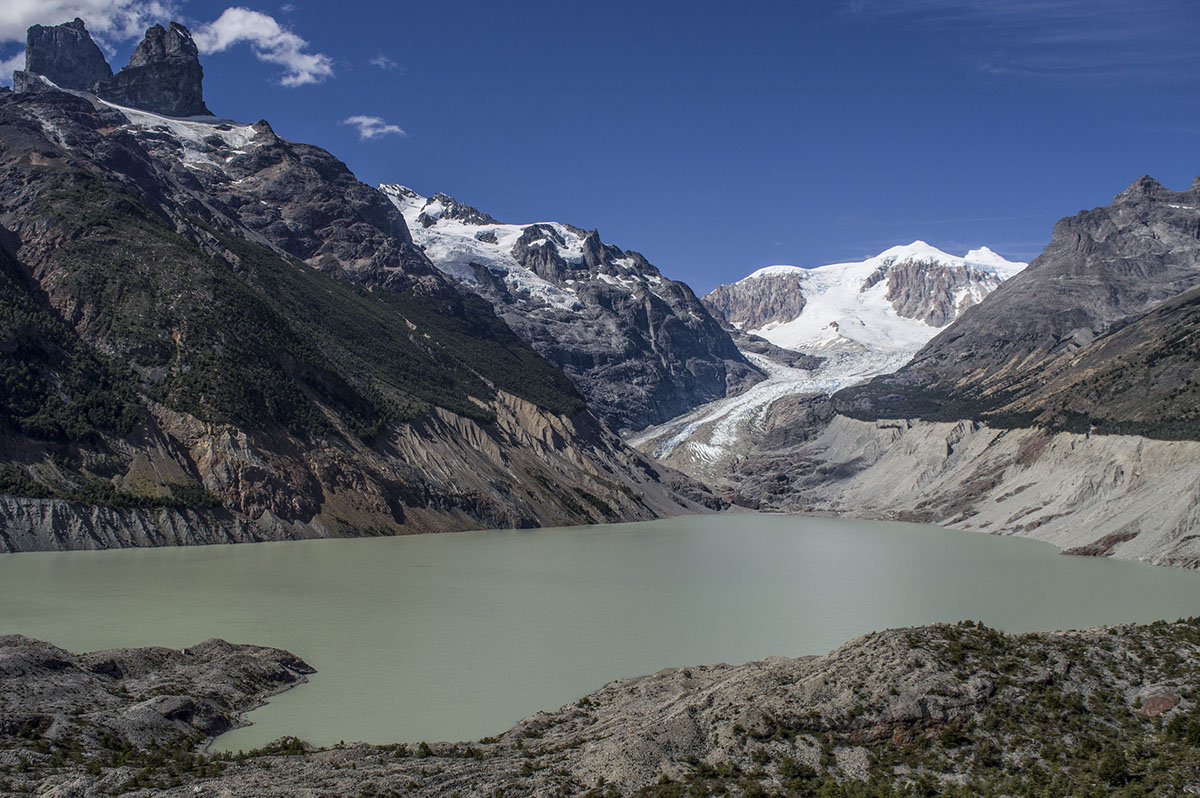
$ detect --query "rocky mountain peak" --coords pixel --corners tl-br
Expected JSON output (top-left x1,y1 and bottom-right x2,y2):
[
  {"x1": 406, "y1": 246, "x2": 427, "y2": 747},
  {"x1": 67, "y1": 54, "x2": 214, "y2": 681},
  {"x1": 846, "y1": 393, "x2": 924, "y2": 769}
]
[
  {"x1": 13, "y1": 17, "x2": 112, "y2": 93},
  {"x1": 98, "y1": 21, "x2": 211, "y2": 117},
  {"x1": 1115, "y1": 175, "x2": 1168, "y2": 203},
  {"x1": 836, "y1": 174, "x2": 1200, "y2": 423},
  {"x1": 427, "y1": 192, "x2": 500, "y2": 225},
  {"x1": 381, "y1": 184, "x2": 760, "y2": 432}
]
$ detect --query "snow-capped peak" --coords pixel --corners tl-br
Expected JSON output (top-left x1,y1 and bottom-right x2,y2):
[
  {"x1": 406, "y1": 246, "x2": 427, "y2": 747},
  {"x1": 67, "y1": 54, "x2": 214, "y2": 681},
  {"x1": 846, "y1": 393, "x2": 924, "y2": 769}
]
[
  {"x1": 876, "y1": 241, "x2": 1024, "y2": 278},
  {"x1": 705, "y1": 242, "x2": 1027, "y2": 354},
  {"x1": 963, "y1": 246, "x2": 1025, "y2": 278},
  {"x1": 744, "y1": 242, "x2": 1024, "y2": 284},
  {"x1": 380, "y1": 184, "x2": 425, "y2": 216},
  {"x1": 876, "y1": 240, "x2": 956, "y2": 264}
]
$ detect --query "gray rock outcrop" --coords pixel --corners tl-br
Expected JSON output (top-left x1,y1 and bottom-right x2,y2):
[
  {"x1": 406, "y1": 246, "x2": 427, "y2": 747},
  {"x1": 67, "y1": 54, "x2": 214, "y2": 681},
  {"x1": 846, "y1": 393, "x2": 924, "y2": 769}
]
[
  {"x1": 863, "y1": 259, "x2": 993, "y2": 326},
  {"x1": 0, "y1": 635, "x2": 312, "y2": 753},
  {"x1": 705, "y1": 271, "x2": 808, "y2": 329}
]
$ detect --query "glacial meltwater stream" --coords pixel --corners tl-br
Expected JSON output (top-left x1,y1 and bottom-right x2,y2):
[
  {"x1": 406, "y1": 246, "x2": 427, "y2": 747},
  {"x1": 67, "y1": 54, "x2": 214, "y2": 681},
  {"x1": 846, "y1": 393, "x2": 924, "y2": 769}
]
[{"x1": 2, "y1": 514, "x2": 1199, "y2": 751}]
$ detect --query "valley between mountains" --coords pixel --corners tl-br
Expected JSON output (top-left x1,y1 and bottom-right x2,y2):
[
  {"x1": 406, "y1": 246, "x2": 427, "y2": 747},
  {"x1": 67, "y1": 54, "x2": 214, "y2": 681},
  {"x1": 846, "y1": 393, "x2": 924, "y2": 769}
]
[{"x1": 3, "y1": 12, "x2": 1200, "y2": 798}]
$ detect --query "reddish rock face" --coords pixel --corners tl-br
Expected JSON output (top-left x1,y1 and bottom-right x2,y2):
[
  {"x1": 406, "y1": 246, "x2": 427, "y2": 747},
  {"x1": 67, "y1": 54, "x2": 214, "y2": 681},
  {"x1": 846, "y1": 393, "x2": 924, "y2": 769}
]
[{"x1": 1139, "y1": 689, "x2": 1181, "y2": 717}]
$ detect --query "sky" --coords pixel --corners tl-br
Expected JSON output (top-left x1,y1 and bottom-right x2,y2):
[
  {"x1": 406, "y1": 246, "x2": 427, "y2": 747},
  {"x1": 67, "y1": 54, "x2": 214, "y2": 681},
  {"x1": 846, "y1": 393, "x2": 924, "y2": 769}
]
[{"x1": 2, "y1": 0, "x2": 1199, "y2": 294}]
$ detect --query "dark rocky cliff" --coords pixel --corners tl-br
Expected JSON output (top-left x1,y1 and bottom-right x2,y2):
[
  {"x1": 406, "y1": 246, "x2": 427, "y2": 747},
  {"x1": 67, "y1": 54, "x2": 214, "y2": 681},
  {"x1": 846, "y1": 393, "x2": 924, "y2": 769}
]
[
  {"x1": 96, "y1": 22, "x2": 211, "y2": 117},
  {"x1": 13, "y1": 18, "x2": 111, "y2": 92}
]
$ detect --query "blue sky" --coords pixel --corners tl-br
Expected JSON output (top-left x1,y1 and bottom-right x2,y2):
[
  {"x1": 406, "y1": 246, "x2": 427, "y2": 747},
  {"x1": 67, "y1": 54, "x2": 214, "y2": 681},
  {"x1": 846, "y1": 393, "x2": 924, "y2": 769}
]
[{"x1": 3, "y1": 0, "x2": 1199, "y2": 293}]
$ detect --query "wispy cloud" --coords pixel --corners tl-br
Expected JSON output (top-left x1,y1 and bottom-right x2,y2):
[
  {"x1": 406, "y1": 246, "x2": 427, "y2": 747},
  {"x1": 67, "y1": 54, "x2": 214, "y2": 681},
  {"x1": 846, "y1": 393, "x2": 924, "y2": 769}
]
[
  {"x1": 194, "y1": 7, "x2": 332, "y2": 87},
  {"x1": 369, "y1": 53, "x2": 401, "y2": 71},
  {"x1": 341, "y1": 115, "x2": 406, "y2": 140},
  {"x1": 845, "y1": 0, "x2": 1200, "y2": 83}
]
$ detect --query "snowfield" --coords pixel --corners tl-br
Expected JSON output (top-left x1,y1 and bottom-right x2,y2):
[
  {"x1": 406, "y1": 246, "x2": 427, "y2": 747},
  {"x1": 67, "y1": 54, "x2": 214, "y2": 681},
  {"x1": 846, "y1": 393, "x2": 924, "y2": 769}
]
[
  {"x1": 97, "y1": 97, "x2": 265, "y2": 172},
  {"x1": 381, "y1": 184, "x2": 607, "y2": 311},
  {"x1": 741, "y1": 241, "x2": 1026, "y2": 352}
]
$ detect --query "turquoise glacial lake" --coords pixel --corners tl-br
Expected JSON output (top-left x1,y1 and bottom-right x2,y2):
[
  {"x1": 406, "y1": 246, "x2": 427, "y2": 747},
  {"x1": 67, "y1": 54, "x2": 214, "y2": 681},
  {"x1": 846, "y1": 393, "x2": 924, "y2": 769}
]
[{"x1": 1, "y1": 513, "x2": 1198, "y2": 751}]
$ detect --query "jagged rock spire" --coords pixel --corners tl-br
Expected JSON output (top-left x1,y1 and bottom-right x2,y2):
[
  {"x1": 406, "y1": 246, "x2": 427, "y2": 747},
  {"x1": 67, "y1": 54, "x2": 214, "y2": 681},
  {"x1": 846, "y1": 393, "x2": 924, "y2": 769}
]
[
  {"x1": 97, "y1": 22, "x2": 212, "y2": 117},
  {"x1": 13, "y1": 18, "x2": 112, "y2": 92}
]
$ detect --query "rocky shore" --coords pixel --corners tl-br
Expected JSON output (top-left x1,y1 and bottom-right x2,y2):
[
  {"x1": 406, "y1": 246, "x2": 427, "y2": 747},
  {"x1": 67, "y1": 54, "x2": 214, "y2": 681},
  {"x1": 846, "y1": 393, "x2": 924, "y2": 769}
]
[{"x1": 7, "y1": 620, "x2": 1200, "y2": 796}]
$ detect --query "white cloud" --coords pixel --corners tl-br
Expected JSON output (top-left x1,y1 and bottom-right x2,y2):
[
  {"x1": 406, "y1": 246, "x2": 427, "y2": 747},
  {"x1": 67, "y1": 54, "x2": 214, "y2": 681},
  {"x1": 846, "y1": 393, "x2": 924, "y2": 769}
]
[
  {"x1": 341, "y1": 115, "x2": 406, "y2": 140},
  {"x1": 0, "y1": 0, "x2": 179, "y2": 45},
  {"x1": 0, "y1": 3, "x2": 333, "y2": 89},
  {"x1": 845, "y1": 0, "x2": 1200, "y2": 83},
  {"x1": 193, "y1": 7, "x2": 332, "y2": 87},
  {"x1": 0, "y1": 49, "x2": 25, "y2": 85}
]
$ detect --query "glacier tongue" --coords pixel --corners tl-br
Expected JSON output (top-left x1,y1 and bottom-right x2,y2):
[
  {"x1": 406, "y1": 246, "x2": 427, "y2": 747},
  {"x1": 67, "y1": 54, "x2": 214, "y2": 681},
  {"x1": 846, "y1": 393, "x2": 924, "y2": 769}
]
[{"x1": 628, "y1": 348, "x2": 910, "y2": 477}]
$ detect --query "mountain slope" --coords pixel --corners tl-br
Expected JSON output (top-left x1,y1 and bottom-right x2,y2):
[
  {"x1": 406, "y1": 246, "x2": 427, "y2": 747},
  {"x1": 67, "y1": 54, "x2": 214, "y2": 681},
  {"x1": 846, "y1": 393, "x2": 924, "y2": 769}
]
[
  {"x1": 836, "y1": 176, "x2": 1200, "y2": 430},
  {"x1": 0, "y1": 19, "x2": 712, "y2": 551},
  {"x1": 381, "y1": 185, "x2": 761, "y2": 433},
  {"x1": 717, "y1": 176, "x2": 1200, "y2": 566}
]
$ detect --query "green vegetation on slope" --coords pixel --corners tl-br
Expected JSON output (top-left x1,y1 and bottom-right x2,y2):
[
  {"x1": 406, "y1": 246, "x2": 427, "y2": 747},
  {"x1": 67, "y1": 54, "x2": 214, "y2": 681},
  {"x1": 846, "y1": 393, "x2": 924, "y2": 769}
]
[
  {"x1": 0, "y1": 167, "x2": 586, "y2": 508},
  {"x1": 0, "y1": 244, "x2": 144, "y2": 444},
  {"x1": 22, "y1": 170, "x2": 584, "y2": 442}
]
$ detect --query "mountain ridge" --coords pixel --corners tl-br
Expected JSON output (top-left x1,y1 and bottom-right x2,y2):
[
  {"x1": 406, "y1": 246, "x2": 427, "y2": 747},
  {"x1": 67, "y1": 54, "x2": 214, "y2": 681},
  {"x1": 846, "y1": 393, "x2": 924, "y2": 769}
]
[
  {"x1": 834, "y1": 175, "x2": 1200, "y2": 435},
  {"x1": 686, "y1": 175, "x2": 1200, "y2": 566},
  {"x1": 382, "y1": 184, "x2": 762, "y2": 433}
]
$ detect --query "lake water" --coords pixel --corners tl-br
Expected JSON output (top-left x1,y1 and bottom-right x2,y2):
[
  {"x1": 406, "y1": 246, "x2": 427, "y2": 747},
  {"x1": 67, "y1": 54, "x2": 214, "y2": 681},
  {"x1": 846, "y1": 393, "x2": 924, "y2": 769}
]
[{"x1": 2, "y1": 513, "x2": 1199, "y2": 751}]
